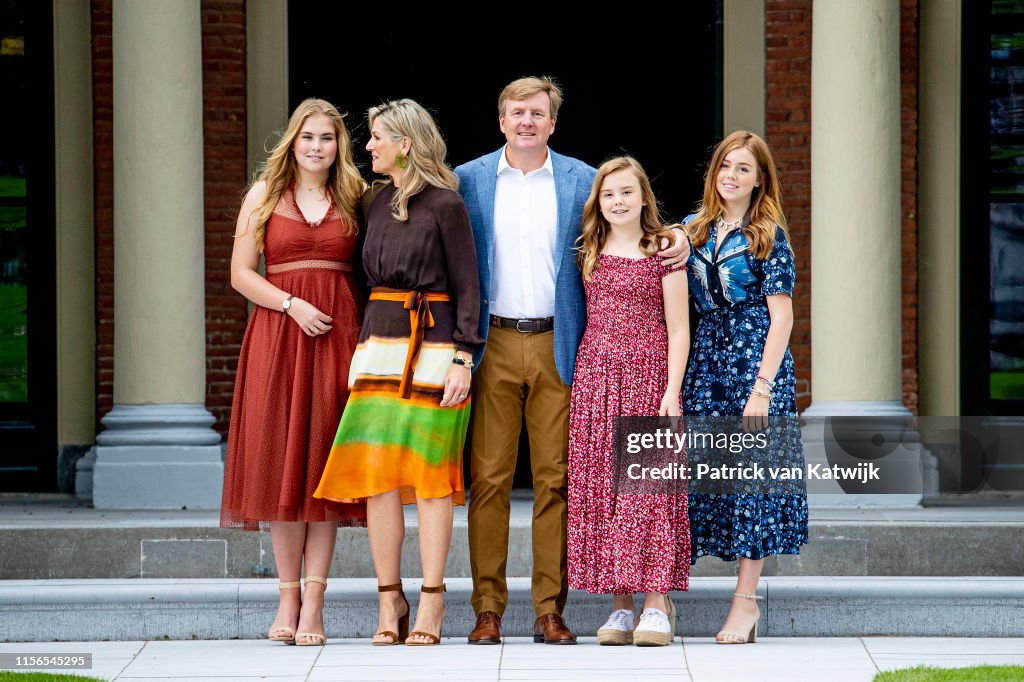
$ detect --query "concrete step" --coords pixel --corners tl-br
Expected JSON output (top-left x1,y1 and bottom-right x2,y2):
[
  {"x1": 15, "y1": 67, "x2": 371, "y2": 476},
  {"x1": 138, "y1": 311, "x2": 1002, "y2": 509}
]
[
  {"x1": 1, "y1": 496, "x2": 1022, "y2": 579},
  {"x1": 1, "y1": 577, "x2": 1021, "y2": 642}
]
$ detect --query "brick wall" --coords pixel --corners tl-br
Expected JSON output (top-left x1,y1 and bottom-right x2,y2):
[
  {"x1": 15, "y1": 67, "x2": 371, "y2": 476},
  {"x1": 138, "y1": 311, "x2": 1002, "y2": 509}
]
[
  {"x1": 92, "y1": 0, "x2": 113, "y2": 432},
  {"x1": 201, "y1": 0, "x2": 248, "y2": 434},
  {"x1": 92, "y1": 1, "x2": 247, "y2": 436},
  {"x1": 765, "y1": 0, "x2": 812, "y2": 412},
  {"x1": 764, "y1": 0, "x2": 920, "y2": 413},
  {"x1": 900, "y1": 0, "x2": 920, "y2": 415},
  {"x1": 91, "y1": 2, "x2": 920, "y2": 431}
]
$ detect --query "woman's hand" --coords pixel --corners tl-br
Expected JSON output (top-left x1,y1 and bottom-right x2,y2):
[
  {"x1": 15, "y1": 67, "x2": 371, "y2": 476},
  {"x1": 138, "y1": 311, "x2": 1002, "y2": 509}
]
[
  {"x1": 440, "y1": 358, "x2": 471, "y2": 407},
  {"x1": 743, "y1": 393, "x2": 770, "y2": 432},
  {"x1": 659, "y1": 391, "x2": 681, "y2": 417},
  {"x1": 287, "y1": 297, "x2": 333, "y2": 337}
]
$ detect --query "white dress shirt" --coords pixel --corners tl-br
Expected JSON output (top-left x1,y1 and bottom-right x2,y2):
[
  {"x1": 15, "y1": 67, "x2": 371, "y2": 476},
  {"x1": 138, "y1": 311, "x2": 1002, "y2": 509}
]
[{"x1": 490, "y1": 146, "x2": 558, "y2": 319}]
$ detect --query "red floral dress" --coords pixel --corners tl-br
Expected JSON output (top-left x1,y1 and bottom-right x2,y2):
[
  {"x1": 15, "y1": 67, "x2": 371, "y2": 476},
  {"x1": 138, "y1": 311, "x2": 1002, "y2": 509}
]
[{"x1": 567, "y1": 254, "x2": 690, "y2": 594}]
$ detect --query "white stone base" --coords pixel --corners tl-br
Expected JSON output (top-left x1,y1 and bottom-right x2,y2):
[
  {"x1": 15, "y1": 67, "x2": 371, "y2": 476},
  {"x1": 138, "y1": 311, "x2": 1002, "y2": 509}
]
[
  {"x1": 75, "y1": 447, "x2": 97, "y2": 500},
  {"x1": 92, "y1": 403, "x2": 223, "y2": 510},
  {"x1": 808, "y1": 493, "x2": 924, "y2": 508},
  {"x1": 802, "y1": 400, "x2": 923, "y2": 508},
  {"x1": 93, "y1": 445, "x2": 223, "y2": 509}
]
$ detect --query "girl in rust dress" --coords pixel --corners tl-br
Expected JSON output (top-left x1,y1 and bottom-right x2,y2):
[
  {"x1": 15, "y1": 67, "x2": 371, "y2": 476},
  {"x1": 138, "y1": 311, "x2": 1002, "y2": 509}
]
[{"x1": 221, "y1": 99, "x2": 366, "y2": 646}]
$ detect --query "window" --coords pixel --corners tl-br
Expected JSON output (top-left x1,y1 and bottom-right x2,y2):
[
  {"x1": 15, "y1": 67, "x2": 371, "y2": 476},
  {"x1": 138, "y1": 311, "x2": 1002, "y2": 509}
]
[{"x1": 963, "y1": 0, "x2": 1024, "y2": 414}]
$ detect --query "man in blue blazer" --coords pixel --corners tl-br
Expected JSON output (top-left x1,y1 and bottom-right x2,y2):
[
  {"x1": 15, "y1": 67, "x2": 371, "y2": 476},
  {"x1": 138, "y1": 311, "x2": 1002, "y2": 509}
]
[{"x1": 455, "y1": 77, "x2": 592, "y2": 646}]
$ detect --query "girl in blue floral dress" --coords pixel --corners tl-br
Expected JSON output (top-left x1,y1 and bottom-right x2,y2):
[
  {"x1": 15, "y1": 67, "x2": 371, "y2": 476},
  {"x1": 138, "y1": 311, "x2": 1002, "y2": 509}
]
[{"x1": 682, "y1": 131, "x2": 808, "y2": 644}]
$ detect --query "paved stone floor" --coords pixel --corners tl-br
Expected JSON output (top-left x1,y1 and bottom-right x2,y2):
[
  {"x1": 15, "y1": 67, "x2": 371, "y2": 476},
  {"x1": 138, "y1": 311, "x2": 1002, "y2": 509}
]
[{"x1": 2, "y1": 637, "x2": 1024, "y2": 681}]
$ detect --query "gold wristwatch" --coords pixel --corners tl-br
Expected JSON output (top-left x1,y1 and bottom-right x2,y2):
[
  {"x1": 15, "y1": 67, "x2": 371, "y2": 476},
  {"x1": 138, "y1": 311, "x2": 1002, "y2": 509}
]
[{"x1": 452, "y1": 353, "x2": 474, "y2": 369}]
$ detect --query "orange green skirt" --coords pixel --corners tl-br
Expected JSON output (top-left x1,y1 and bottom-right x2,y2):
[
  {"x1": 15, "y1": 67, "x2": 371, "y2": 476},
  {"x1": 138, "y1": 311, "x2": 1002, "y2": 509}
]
[{"x1": 314, "y1": 333, "x2": 469, "y2": 505}]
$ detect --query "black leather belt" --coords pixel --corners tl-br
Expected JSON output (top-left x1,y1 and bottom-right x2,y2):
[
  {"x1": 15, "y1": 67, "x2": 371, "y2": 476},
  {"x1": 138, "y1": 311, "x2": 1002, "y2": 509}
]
[{"x1": 489, "y1": 315, "x2": 554, "y2": 333}]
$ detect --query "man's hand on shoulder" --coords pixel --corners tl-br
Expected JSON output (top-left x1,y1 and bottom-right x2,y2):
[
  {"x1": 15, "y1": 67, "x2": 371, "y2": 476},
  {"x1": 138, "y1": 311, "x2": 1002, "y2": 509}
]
[{"x1": 658, "y1": 227, "x2": 691, "y2": 267}]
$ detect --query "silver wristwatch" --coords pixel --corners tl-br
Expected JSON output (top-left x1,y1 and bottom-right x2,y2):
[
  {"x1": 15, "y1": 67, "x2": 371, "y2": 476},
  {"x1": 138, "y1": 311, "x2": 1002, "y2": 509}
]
[{"x1": 282, "y1": 295, "x2": 294, "y2": 312}]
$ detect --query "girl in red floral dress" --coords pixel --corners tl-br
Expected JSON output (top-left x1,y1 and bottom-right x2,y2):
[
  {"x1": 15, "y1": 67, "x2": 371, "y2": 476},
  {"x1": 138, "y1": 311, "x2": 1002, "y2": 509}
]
[{"x1": 567, "y1": 156, "x2": 691, "y2": 646}]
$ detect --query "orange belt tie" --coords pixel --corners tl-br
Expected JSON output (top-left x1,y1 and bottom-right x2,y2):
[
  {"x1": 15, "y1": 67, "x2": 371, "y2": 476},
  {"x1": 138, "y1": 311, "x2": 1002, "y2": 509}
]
[{"x1": 369, "y1": 287, "x2": 451, "y2": 399}]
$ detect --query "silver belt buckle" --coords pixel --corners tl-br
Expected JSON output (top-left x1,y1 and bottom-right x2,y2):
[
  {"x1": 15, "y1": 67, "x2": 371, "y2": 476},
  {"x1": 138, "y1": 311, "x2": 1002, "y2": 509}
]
[{"x1": 515, "y1": 319, "x2": 531, "y2": 333}]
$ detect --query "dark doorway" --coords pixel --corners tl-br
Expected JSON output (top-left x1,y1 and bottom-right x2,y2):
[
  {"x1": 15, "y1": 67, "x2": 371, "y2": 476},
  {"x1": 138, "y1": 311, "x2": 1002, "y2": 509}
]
[
  {"x1": 288, "y1": 4, "x2": 722, "y2": 221},
  {"x1": 289, "y1": 3, "x2": 723, "y2": 487},
  {"x1": 0, "y1": 0, "x2": 56, "y2": 490}
]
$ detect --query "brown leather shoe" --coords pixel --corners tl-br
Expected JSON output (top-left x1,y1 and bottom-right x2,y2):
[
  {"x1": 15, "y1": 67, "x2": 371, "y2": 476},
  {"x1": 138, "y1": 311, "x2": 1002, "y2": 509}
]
[
  {"x1": 533, "y1": 613, "x2": 577, "y2": 645},
  {"x1": 467, "y1": 611, "x2": 502, "y2": 645}
]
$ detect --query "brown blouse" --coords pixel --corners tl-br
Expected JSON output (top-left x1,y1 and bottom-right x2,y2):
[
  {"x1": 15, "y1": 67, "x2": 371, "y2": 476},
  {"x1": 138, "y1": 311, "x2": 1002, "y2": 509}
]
[{"x1": 362, "y1": 183, "x2": 483, "y2": 354}]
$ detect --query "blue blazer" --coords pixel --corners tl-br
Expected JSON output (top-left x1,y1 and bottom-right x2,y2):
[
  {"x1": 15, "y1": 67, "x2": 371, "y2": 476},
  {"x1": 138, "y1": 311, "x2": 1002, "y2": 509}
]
[{"x1": 455, "y1": 148, "x2": 596, "y2": 386}]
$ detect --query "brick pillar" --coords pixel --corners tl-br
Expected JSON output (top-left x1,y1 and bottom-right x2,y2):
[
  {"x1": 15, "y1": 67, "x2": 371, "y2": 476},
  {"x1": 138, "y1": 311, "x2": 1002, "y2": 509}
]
[{"x1": 201, "y1": 0, "x2": 249, "y2": 436}]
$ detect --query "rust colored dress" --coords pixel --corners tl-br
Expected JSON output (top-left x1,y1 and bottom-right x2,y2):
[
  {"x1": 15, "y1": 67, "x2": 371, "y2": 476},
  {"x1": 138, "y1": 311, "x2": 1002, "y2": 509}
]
[{"x1": 220, "y1": 188, "x2": 366, "y2": 530}]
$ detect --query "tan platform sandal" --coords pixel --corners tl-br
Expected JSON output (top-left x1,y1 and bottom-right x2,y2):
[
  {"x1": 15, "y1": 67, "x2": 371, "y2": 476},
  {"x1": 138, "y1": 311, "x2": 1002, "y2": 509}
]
[
  {"x1": 267, "y1": 580, "x2": 300, "y2": 644},
  {"x1": 372, "y1": 582, "x2": 410, "y2": 645},
  {"x1": 596, "y1": 608, "x2": 635, "y2": 645},
  {"x1": 633, "y1": 595, "x2": 677, "y2": 647},
  {"x1": 405, "y1": 583, "x2": 446, "y2": 646},
  {"x1": 295, "y1": 576, "x2": 328, "y2": 647},
  {"x1": 716, "y1": 591, "x2": 763, "y2": 644}
]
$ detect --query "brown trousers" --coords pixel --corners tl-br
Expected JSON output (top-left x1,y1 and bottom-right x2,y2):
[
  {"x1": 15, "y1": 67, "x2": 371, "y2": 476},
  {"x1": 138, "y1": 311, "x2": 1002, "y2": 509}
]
[{"x1": 468, "y1": 325, "x2": 571, "y2": 617}]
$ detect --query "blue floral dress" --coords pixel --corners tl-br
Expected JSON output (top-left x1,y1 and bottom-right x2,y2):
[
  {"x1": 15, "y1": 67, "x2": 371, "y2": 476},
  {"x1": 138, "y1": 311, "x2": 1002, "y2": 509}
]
[{"x1": 683, "y1": 217, "x2": 809, "y2": 561}]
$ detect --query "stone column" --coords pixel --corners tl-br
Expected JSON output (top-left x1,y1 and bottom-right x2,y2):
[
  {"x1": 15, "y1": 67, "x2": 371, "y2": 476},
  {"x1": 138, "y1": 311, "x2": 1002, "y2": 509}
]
[
  {"x1": 53, "y1": 0, "x2": 96, "y2": 493},
  {"x1": 246, "y1": 0, "x2": 289, "y2": 178},
  {"x1": 804, "y1": 0, "x2": 924, "y2": 505},
  {"x1": 723, "y1": 0, "x2": 766, "y2": 137},
  {"x1": 917, "y1": 0, "x2": 962, "y2": 491},
  {"x1": 92, "y1": 0, "x2": 222, "y2": 509}
]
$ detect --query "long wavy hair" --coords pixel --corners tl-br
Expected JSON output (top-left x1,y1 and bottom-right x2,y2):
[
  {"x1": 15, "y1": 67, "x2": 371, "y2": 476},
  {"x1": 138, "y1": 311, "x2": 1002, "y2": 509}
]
[
  {"x1": 242, "y1": 98, "x2": 364, "y2": 252},
  {"x1": 687, "y1": 130, "x2": 789, "y2": 259},
  {"x1": 367, "y1": 99, "x2": 458, "y2": 221},
  {"x1": 576, "y1": 156, "x2": 675, "y2": 282}
]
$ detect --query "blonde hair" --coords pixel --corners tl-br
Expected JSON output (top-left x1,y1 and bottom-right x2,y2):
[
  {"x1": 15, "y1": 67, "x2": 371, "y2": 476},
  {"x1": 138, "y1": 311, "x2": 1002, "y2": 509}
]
[
  {"x1": 687, "y1": 130, "x2": 789, "y2": 260},
  {"x1": 243, "y1": 98, "x2": 363, "y2": 252},
  {"x1": 497, "y1": 76, "x2": 563, "y2": 118},
  {"x1": 368, "y1": 99, "x2": 458, "y2": 222},
  {"x1": 576, "y1": 156, "x2": 674, "y2": 282}
]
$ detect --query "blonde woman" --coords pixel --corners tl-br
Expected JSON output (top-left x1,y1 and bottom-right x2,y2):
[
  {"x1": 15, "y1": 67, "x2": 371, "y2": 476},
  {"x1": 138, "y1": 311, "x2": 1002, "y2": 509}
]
[
  {"x1": 315, "y1": 99, "x2": 482, "y2": 646},
  {"x1": 221, "y1": 98, "x2": 367, "y2": 646}
]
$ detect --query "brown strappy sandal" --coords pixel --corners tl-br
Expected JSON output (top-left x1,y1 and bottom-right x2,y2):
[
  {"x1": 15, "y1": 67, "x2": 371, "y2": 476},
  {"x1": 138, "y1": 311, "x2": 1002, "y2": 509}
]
[
  {"x1": 406, "y1": 583, "x2": 446, "y2": 646},
  {"x1": 372, "y1": 582, "x2": 410, "y2": 645},
  {"x1": 267, "y1": 580, "x2": 301, "y2": 644}
]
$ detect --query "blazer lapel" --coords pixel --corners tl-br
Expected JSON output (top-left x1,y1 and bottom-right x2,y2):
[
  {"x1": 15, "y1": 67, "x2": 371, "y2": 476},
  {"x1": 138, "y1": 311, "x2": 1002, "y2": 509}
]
[
  {"x1": 552, "y1": 152, "x2": 577, "y2": 279},
  {"x1": 479, "y1": 155, "x2": 498, "y2": 274}
]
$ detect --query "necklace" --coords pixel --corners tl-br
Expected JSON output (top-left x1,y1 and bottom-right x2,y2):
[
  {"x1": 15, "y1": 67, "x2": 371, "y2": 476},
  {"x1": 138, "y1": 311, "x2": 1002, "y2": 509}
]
[
  {"x1": 717, "y1": 215, "x2": 743, "y2": 231},
  {"x1": 299, "y1": 184, "x2": 326, "y2": 193}
]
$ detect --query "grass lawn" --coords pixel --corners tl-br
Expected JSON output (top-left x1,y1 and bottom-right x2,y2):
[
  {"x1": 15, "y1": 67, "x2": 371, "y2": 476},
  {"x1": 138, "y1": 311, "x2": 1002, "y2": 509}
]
[
  {"x1": 0, "y1": 175, "x2": 25, "y2": 197},
  {"x1": 991, "y1": 371, "x2": 1024, "y2": 400},
  {"x1": 0, "y1": 206, "x2": 24, "y2": 230},
  {"x1": 874, "y1": 665, "x2": 1024, "y2": 681},
  {"x1": 0, "y1": 284, "x2": 27, "y2": 403}
]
